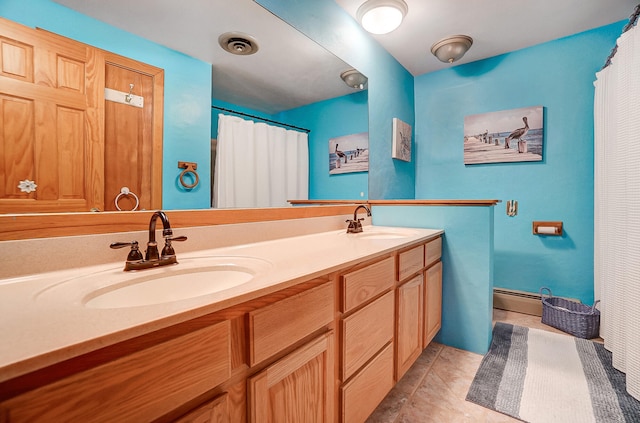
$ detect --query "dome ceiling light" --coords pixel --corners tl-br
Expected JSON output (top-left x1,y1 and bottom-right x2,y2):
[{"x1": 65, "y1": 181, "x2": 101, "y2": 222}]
[
  {"x1": 218, "y1": 32, "x2": 259, "y2": 55},
  {"x1": 356, "y1": 0, "x2": 408, "y2": 35},
  {"x1": 430, "y1": 35, "x2": 473, "y2": 64},
  {"x1": 340, "y1": 69, "x2": 368, "y2": 90}
]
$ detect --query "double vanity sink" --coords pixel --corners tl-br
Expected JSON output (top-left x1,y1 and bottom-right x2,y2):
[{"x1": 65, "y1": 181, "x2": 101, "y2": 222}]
[
  {"x1": 0, "y1": 224, "x2": 436, "y2": 384},
  {"x1": 36, "y1": 226, "x2": 420, "y2": 309}
]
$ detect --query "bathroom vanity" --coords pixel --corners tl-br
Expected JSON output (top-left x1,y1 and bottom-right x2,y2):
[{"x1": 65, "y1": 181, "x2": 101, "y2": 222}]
[{"x1": 0, "y1": 224, "x2": 442, "y2": 422}]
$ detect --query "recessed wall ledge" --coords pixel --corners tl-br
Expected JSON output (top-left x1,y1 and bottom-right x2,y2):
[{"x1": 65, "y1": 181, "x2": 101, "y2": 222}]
[{"x1": 289, "y1": 199, "x2": 501, "y2": 206}]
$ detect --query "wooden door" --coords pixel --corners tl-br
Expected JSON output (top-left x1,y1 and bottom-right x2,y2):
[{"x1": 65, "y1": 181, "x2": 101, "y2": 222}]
[
  {"x1": 103, "y1": 56, "x2": 162, "y2": 211},
  {"x1": 0, "y1": 18, "x2": 100, "y2": 213},
  {"x1": 248, "y1": 332, "x2": 334, "y2": 423},
  {"x1": 424, "y1": 261, "x2": 443, "y2": 347},
  {"x1": 395, "y1": 274, "x2": 424, "y2": 380}
]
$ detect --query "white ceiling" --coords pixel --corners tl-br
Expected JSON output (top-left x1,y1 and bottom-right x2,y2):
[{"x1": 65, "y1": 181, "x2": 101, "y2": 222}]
[
  {"x1": 52, "y1": 0, "x2": 358, "y2": 114},
  {"x1": 336, "y1": 0, "x2": 637, "y2": 76},
  {"x1": 52, "y1": 0, "x2": 636, "y2": 112}
]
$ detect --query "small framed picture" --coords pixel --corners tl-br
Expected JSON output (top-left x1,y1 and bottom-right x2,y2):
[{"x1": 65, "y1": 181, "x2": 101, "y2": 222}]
[{"x1": 392, "y1": 118, "x2": 412, "y2": 162}]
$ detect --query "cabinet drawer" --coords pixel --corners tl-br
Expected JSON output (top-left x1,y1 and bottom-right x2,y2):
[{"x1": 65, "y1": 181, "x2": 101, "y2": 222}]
[
  {"x1": 249, "y1": 281, "x2": 334, "y2": 366},
  {"x1": 2, "y1": 321, "x2": 231, "y2": 422},
  {"x1": 341, "y1": 291, "x2": 394, "y2": 380},
  {"x1": 341, "y1": 343, "x2": 394, "y2": 423},
  {"x1": 398, "y1": 244, "x2": 424, "y2": 281},
  {"x1": 341, "y1": 256, "x2": 394, "y2": 313},
  {"x1": 176, "y1": 393, "x2": 229, "y2": 423},
  {"x1": 425, "y1": 236, "x2": 442, "y2": 267}
]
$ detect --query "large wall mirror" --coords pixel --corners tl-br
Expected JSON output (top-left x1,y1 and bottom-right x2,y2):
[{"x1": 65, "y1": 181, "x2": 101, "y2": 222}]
[{"x1": 1, "y1": 0, "x2": 368, "y2": 215}]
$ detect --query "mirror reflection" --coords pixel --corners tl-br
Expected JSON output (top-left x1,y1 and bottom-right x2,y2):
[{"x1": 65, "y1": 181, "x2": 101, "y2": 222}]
[{"x1": 0, "y1": 0, "x2": 368, "y2": 213}]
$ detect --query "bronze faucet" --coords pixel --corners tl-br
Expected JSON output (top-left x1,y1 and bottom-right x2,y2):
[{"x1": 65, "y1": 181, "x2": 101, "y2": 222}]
[
  {"x1": 346, "y1": 205, "x2": 371, "y2": 233},
  {"x1": 110, "y1": 211, "x2": 187, "y2": 271}
]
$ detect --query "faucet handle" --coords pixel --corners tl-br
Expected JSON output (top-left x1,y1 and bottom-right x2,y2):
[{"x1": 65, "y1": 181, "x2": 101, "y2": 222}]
[
  {"x1": 161, "y1": 235, "x2": 187, "y2": 257},
  {"x1": 110, "y1": 241, "x2": 135, "y2": 249},
  {"x1": 167, "y1": 235, "x2": 188, "y2": 242},
  {"x1": 110, "y1": 241, "x2": 144, "y2": 262}
]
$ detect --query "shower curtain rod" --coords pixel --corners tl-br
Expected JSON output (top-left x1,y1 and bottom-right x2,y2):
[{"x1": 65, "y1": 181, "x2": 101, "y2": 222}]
[
  {"x1": 212, "y1": 106, "x2": 311, "y2": 134},
  {"x1": 602, "y1": 3, "x2": 640, "y2": 69}
]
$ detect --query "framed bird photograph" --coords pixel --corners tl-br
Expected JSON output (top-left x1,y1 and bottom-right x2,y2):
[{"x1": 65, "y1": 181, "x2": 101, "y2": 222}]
[
  {"x1": 328, "y1": 132, "x2": 369, "y2": 175},
  {"x1": 463, "y1": 106, "x2": 544, "y2": 165}
]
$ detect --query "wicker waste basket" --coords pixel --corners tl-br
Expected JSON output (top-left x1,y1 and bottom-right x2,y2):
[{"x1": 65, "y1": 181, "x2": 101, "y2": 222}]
[{"x1": 539, "y1": 287, "x2": 600, "y2": 339}]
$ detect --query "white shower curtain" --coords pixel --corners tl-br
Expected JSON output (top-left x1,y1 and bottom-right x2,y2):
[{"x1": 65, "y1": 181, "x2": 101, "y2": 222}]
[
  {"x1": 213, "y1": 114, "x2": 309, "y2": 208},
  {"x1": 594, "y1": 22, "x2": 640, "y2": 401}
]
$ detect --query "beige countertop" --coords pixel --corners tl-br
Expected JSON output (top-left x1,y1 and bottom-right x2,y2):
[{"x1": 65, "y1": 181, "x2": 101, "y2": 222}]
[{"x1": 0, "y1": 225, "x2": 443, "y2": 383}]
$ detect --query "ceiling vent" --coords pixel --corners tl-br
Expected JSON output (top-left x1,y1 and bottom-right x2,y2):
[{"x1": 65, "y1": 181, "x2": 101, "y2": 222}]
[{"x1": 218, "y1": 32, "x2": 259, "y2": 55}]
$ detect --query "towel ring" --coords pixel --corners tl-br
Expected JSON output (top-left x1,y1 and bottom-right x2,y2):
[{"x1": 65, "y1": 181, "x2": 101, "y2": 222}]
[
  {"x1": 178, "y1": 161, "x2": 199, "y2": 189},
  {"x1": 115, "y1": 186, "x2": 139, "y2": 211}
]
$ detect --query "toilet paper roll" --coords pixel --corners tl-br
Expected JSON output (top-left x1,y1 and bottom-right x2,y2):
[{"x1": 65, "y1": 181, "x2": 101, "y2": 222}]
[{"x1": 537, "y1": 226, "x2": 557, "y2": 234}]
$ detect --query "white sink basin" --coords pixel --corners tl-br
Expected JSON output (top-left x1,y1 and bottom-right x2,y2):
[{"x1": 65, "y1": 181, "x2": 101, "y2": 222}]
[
  {"x1": 339, "y1": 227, "x2": 418, "y2": 240},
  {"x1": 36, "y1": 256, "x2": 273, "y2": 309}
]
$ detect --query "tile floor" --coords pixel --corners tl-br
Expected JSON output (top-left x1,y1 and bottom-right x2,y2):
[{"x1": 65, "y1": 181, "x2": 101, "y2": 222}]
[{"x1": 366, "y1": 309, "x2": 569, "y2": 422}]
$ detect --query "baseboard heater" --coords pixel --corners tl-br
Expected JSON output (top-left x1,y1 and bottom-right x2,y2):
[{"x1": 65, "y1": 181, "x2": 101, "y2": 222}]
[
  {"x1": 493, "y1": 288, "x2": 582, "y2": 316},
  {"x1": 493, "y1": 288, "x2": 544, "y2": 316}
]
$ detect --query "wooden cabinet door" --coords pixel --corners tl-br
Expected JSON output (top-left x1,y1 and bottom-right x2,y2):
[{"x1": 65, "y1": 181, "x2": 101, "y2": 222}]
[
  {"x1": 248, "y1": 332, "x2": 334, "y2": 423},
  {"x1": 396, "y1": 274, "x2": 424, "y2": 380},
  {"x1": 424, "y1": 261, "x2": 443, "y2": 347},
  {"x1": 0, "y1": 18, "x2": 101, "y2": 213}
]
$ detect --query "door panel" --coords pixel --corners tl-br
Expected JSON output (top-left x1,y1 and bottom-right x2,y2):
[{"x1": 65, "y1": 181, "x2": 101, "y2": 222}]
[
  {"x1": 104, "y1": 63, "x2": 154, "y2": 211},
  {"x1": 0, "y1": 18, "x2": 99, "y2": 212},
  {"x1": 0, "y1": 94, "x2": 35, "y2": 199},
  {"x1": 248, "y1": 332, "x2": 334, "y2": 423}
]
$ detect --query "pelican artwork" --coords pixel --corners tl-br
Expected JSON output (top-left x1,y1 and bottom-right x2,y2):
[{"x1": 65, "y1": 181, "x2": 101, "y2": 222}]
[
  {"x1": 505, "y1": 116, "x2": 529, "y2": 149},
  {"x1": 335, "y1": 144, "x2": 347, "y2": 163}
]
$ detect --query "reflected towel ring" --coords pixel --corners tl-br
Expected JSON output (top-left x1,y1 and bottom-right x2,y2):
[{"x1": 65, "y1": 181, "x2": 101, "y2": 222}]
[
  {"x1": 178, "y1": 161, "x2": 199, "y2": 189},
  {"x1": 115, "y1": 186, "x2": 139, "y2": 211}
]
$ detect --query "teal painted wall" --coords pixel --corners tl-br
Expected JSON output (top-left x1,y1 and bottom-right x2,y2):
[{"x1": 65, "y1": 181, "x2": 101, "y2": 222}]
[
  {"x1": 280, "y1": 91, "x2": 369, "y2": 200},
  {"x1": 414, "y1": 23, "x2": 623, "y2": 304},
  {"x1": 256, "y1": 0, "x2": 416, "y2": 200},
  {"x1": 372, "y1": 205, "x2": 495, "y2": 354},
  {"x1": 1, "y1": 0, "x2": 212, "y2": 210}
]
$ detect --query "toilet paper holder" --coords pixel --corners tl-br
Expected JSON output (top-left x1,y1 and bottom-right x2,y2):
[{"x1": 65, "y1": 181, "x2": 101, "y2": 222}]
[{"x1": 533, "y1": 221, "x2": 563, "y2": 236}]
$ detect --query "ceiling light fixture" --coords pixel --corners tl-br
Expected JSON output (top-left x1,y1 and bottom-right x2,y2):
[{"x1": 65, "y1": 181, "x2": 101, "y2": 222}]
[
  {"x1": 340, "y1": 69, "x2": 368, "y2": 90},
  {"x1": 430, "y1": 35, "x2": 473, "y2": 64},
  {"x1": 356, "y1": 0, "x2": 408, "y2": 35}
]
